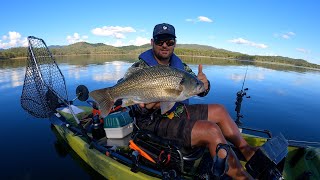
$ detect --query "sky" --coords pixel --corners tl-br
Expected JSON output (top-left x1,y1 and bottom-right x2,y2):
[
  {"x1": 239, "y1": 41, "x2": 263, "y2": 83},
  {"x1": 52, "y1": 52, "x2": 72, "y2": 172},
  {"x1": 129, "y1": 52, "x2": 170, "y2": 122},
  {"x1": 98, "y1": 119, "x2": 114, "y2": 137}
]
[{"x1": 1, "y1": 0, "x2": 319, "y2": 64}]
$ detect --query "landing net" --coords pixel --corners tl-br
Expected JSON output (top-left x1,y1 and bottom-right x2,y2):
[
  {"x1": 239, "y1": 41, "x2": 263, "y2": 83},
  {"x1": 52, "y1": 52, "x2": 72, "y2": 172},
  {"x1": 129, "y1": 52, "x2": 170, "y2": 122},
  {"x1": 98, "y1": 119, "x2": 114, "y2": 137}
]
[{"x1": 20, "y1": 36, "x2": 68, "y2": 118}]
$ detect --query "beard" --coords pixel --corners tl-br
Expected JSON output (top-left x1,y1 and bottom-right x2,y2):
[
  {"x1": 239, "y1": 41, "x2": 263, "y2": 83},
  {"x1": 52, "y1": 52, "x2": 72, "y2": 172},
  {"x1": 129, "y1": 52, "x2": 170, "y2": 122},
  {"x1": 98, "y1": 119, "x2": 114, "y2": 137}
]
[{"x1": 152, "y1": 47, "x2": 173, "y2": 63}]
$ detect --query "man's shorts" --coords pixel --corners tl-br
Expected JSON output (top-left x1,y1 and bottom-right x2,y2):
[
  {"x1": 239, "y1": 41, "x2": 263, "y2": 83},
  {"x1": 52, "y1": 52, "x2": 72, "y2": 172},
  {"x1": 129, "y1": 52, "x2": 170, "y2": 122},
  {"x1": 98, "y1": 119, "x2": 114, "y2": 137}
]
[{"x1": 136, "y1": 104, "x2": 208, "y2": 148}]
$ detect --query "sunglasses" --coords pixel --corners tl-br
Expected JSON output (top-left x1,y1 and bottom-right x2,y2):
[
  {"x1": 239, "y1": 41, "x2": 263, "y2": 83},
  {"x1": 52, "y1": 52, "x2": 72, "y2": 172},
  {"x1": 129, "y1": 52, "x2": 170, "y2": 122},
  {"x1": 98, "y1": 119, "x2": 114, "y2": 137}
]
[{"x1": 154, "y1": 39, "x2": 175, "y2": 46}]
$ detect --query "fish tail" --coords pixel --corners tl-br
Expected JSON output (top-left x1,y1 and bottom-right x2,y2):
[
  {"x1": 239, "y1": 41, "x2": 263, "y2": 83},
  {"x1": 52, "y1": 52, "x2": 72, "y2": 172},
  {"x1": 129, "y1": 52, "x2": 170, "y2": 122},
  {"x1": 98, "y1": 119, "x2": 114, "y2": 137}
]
[{"x1": 89, "y1": 88, "x2": 114, "y2": 118}]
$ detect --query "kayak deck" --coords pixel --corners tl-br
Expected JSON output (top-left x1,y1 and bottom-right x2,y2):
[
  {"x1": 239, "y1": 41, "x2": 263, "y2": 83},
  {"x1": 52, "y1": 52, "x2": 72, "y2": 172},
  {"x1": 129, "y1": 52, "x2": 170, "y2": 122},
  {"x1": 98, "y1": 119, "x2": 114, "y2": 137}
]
[{"x1": 53, "y1": 106, "x2": 320, "y2": 179}]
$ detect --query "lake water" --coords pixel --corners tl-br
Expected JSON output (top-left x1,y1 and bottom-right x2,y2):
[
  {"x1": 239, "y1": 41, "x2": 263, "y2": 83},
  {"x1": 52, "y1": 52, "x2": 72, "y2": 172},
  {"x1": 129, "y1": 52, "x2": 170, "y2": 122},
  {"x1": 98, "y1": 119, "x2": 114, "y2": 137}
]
[{"x1": 1, "y1": 55, "x2": 320, "y2": 179}]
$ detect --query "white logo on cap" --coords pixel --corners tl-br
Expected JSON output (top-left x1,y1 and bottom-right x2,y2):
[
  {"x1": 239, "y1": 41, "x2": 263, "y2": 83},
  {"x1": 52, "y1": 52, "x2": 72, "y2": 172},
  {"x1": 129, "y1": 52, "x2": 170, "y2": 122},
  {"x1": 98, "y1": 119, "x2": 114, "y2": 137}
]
[{"x1": 163, "y1": 26, "x2": 168, "y2": 30}]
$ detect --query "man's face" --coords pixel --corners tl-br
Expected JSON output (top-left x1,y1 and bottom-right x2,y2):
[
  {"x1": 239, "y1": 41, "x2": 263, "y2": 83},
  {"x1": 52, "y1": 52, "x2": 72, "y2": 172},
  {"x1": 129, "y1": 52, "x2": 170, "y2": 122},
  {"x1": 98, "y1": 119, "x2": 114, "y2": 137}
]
[{"x1": 152, "y1": 36, "x2": 176, "y2": 63}]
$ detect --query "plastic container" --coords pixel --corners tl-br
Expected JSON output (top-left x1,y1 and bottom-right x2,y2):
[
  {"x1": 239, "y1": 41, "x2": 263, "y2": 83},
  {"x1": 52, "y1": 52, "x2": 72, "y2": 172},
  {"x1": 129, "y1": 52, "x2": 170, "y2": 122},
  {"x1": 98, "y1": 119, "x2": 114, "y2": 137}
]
[
  {"x1": 106, "y1": 131, "x2": 132, "y2": 146},
  {"x1": 104, "y1": 111, "x2": 133, "y2": 128},
  {"x1": 104, "y1": 123, "x2": 133, "y2": 138}
]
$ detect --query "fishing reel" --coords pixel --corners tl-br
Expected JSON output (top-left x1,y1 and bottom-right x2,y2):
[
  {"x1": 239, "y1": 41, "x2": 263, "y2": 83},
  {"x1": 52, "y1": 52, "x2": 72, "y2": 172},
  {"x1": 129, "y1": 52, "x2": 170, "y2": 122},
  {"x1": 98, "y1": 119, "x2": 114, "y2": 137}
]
[
  {"x1": 236, "y1": 88, "x2": 250, "y2": 102},
  {"x1": 235, "y1": 88, "x2": 250, "y2": 125},
  {"x1": 70, "y1": 85, "x2": 90, "y2": 103},
  {"x1": 72, "y1": 85, "x2": 99, "y2": 116}
]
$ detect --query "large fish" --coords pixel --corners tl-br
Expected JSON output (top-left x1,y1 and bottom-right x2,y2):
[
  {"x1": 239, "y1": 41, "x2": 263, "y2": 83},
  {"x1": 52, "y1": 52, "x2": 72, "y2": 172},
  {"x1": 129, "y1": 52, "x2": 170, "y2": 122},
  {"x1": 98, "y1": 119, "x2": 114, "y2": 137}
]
[{"x1": 89, "y1": 65, "x2": 205, "y2": 117}]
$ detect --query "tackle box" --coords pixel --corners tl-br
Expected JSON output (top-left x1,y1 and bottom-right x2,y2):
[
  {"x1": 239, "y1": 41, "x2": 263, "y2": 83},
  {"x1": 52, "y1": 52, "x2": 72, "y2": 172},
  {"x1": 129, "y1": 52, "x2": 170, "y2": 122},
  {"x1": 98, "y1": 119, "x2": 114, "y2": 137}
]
[
  {"x1": 104, "y1": 111, "x2": 133, "y2": 138},
  {"x1": 104, "y1": 123, "x2": 133, "y2": 139}
]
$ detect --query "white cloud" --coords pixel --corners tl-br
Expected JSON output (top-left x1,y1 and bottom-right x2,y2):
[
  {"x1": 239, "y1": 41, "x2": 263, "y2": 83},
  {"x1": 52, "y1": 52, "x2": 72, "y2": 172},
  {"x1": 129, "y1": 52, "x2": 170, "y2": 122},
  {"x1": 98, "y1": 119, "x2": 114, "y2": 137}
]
[
  {"x1": 186, "y1": 16, "x2": 213, "y2": 23},
  {"x1": 287, "y1": 32, "x2": 295, "y2": 36},
  {"x1": 281, "y1": 34, "x2": 290, "y2": 39},
  {"x1": 264, "y1": 52, "x2": 279, "y2": 56},
  {"x1": 198, "y1": 16, "x2": 213, "y2": 22},
  {"x1": 275, "y1": 31, "x2": 296, "y2": 39},
  {"x1": 66, "y1": 33, "x2": 88, "y2": 44},
  {"x1": 129, "y1": 36, "x2": 149, "y2": 46},
  {"x1": 106, "y1": 36, "x2": 149, "y2": 47},
  {"x1": 108, "y1": 40, "x2": 125, "y2": 47},
  {"x1": 229, "y1": 38, "x2": 268, "y2": 49},
  {"x1": 0, "y1": 31, "x2": 27, "y2": 49},
  {"x1": 231, "y1": 73, "x2": 265, "y2": 82},
  {"x1": 91, "y1": 26, "x2": 136, "y2": 39},
  {"x1": 296, "y1": 48, "x2": 310, "y2": 54}
]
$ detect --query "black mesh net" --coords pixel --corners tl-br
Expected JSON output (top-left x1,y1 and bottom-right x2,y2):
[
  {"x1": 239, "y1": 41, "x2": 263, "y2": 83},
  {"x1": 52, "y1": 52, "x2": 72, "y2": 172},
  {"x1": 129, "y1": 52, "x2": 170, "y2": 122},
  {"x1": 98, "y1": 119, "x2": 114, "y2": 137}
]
[{"x1": 20, "y1": 36, "x2": 68, "y2": 118}]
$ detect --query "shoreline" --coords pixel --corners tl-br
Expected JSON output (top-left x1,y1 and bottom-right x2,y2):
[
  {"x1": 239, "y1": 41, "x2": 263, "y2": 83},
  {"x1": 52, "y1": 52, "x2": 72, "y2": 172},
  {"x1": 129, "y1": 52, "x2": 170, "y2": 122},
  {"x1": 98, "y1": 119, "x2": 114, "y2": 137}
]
[{"x1": 2, "y1": 54, "x2": 320, "y2": 71}]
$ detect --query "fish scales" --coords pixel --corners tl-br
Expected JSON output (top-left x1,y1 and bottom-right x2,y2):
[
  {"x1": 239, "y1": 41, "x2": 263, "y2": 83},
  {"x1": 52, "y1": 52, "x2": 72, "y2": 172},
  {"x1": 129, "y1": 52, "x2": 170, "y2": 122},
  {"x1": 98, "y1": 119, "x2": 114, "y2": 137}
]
[{"x1": 112, "y1": 66, "x2": 183, "y2": 100}]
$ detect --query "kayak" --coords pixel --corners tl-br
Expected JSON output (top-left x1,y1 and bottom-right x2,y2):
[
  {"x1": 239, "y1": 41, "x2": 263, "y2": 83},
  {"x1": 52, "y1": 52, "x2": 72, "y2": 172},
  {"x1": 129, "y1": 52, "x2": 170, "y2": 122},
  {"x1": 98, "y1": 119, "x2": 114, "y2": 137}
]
[
  {"x1": 49, "y1": 105, "x2": 320, "y2": 180},
  {"x1": 20, "y1": 36, "x2": 320, "y2": 179}
]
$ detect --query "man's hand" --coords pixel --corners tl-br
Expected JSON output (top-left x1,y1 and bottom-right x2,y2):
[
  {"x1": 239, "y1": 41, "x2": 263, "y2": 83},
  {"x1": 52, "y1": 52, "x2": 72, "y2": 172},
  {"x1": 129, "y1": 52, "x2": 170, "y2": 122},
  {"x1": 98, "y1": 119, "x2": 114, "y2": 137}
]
[
  {"x1": 197, "y1": 64, "x2": 209, "y2": 90},
  {"x1": 139, "y1": 102, "x2": 161, "y2": 109}
]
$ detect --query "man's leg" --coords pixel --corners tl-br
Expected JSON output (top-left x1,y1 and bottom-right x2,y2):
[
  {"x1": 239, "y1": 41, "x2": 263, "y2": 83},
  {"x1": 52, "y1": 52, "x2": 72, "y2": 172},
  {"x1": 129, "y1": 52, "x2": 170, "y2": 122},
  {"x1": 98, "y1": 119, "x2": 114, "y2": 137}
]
[
  {"x1": 191, "y1": 120, "x2": 253, "y2": 179},
  {"x1": 206, "y1": 104, "x2": 257, "y2": 161}
]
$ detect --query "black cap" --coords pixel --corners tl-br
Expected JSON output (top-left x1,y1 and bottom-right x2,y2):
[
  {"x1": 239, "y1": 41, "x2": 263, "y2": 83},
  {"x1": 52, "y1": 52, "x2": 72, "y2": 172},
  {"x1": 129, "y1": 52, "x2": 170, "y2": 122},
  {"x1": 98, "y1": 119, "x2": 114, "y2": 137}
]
[{"x1": 153, "y1": 23, "x2": 176, "y2": 38}]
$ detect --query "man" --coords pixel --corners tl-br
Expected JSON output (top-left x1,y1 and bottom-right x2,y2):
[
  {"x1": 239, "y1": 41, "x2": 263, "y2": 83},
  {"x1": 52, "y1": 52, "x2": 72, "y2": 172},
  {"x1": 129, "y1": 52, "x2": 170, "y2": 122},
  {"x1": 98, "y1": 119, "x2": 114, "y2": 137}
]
[{"x1": 130, "y1": 23, "x2": 256, "y2": 179}]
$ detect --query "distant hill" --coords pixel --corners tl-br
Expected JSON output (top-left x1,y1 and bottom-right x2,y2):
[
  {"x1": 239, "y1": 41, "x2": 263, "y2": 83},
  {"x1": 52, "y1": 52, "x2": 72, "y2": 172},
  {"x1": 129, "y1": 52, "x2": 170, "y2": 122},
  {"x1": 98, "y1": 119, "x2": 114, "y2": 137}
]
[
  {"x1": 49, "y1": 42, "x2": 121, "y2": 55},
  {"x1": 118, "y1": 44, "x2": 150, "y2": 51},
  {"x1": 48, "y1": 45, "x2": 63, "y2": 49},
  {"x1": 1, "y1": 42, "x2": 319, "y2": 69}
]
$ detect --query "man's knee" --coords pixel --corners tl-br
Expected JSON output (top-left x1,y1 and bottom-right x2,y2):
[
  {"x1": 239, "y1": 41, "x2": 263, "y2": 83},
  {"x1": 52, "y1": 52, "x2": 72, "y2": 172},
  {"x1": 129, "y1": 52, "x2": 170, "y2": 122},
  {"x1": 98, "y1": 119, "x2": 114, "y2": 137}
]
[
  {"x1": 191, "y1": 121, "x2": 225, "y2": 145},
  {"x1": 209, "y1": 104, "x2": 227, "y2": 113}
]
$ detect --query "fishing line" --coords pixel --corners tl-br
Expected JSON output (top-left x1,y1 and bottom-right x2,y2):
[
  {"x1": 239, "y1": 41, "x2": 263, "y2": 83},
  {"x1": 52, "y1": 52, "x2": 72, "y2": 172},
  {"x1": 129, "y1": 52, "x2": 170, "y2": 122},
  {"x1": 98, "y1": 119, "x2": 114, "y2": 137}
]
[{"x1": 241, "y1": 66, "x2": 249, "y2": 91}]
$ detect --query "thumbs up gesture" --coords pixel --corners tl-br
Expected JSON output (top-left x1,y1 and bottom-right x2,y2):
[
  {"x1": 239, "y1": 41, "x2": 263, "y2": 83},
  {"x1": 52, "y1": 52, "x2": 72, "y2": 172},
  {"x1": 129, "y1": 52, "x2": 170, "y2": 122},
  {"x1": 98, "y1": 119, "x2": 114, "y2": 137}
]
[{"x1": 197, "y1": 64, "x2": 209, "y2": 90}]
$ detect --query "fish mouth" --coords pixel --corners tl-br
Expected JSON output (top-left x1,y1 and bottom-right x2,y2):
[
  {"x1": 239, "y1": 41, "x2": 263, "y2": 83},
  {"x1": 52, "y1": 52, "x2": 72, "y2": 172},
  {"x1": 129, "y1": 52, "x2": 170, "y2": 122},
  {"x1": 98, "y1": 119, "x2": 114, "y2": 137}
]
[
  {"x1": 199, "y1": 86, "x2": 206, "y2": 93},
  {"x1": 189, "y1": 85, "x2": 206, "y2": 96},
  {"x1": 197, "y1": 80, "x2": 206, "y2": 92},
  {"x1": 198, "y1": 82, "x2": 206, "y2": 94}
]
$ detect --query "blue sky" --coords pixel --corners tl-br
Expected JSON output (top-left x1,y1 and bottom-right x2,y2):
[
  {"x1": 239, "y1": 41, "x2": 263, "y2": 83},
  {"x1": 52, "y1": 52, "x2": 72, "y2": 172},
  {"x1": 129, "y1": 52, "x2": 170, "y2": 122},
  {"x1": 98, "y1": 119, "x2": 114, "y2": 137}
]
[{"x1": 1, "y1": 0, "x2": 319, "y2": 64}]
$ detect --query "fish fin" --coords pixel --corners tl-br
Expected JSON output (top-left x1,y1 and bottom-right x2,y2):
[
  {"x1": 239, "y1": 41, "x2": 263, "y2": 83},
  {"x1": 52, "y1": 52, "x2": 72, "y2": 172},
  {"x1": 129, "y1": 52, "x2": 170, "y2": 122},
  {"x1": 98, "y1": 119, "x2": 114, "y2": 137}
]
[
  {"x1": 121, "y1": 98, "x2": 137, "y2": 107},
  {"x1": 160, "y1": 102, "x2": 176, "y2": 114},
  {"x1": 89, "y1": 88, "x2": 114, "y2": 118}
]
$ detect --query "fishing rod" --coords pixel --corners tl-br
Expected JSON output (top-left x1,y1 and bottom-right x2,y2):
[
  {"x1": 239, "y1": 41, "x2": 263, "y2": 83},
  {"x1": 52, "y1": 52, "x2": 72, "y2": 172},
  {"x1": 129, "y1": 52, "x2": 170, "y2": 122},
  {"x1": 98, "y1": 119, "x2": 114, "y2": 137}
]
[
  {"x1": 234, "y1": 66, "x2": 250, "y2": 126},
  {"x1": 234, "y1": 67, "x2": 273, "y2": 138},
  {"x1": 234, "y1": 67, "x2": 320, "y2": 146}
]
